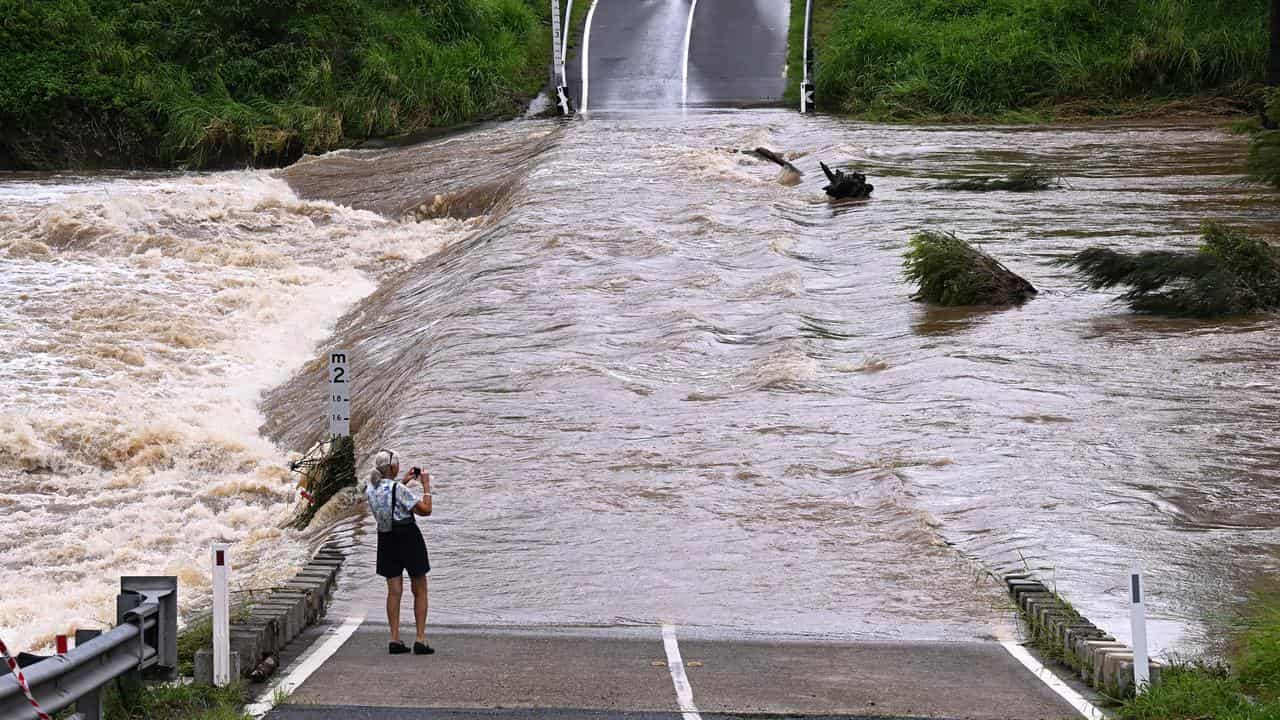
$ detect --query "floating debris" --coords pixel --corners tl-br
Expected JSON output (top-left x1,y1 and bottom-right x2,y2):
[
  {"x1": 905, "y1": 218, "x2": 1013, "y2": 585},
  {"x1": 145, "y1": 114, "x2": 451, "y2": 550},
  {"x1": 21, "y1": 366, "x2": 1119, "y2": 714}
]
[
  {"x1": 286, "y1": 435, "x2": 356, "y2": 530},
  {"x1": 903, "y1": 231, "x2": 1037, "y2": 306},
  {"x1": 1059, "y1": 222, "x2": 1280, "y2": 317}
]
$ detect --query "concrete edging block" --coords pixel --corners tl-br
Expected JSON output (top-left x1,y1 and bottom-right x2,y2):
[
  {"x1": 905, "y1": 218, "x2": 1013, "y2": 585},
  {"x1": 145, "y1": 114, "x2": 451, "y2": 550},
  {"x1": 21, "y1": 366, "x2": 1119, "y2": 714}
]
[
  {"x1": 1086, "y1": 644, "x2": 1131, "y2": 684},
  {"x1": 229, "y1": 630, "x2": 262, "y2": 670},
  {"x1": 246, "y1": 608, "x2": 290, "y2": 649},
  {"x1": 255, "y1": 599, "x2": 306, "y2": 640},
  {"x1": 194, "y1": 649, "x2": 241, "y2": 686},
  {"x1": 1019, "y1": 592, "x2": 1055, "y2": 613}
]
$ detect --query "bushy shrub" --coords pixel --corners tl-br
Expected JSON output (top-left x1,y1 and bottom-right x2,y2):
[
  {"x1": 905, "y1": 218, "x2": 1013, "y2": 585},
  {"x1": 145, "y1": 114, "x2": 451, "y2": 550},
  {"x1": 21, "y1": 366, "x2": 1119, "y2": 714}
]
[
  {"x1": 903, "y1": 230, "x2": 1038, "y2": 306},
  {"x1": 1060, "y1": 222, "x2": 1280, "y2": 317}
]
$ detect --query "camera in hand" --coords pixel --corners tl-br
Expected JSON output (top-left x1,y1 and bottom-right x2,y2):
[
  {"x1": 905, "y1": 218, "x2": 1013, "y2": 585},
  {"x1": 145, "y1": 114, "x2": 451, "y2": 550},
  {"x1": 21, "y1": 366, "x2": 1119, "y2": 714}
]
[{"x1": 411, "y1": 466, "x2": 422, "y2": 478}]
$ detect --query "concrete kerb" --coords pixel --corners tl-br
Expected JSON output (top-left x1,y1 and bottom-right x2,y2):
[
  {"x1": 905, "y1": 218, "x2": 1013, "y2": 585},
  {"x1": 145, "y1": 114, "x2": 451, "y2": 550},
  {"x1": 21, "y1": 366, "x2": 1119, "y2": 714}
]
[{"x1": 1004, "y1": 573, "x2": 1165, "y2": 697}]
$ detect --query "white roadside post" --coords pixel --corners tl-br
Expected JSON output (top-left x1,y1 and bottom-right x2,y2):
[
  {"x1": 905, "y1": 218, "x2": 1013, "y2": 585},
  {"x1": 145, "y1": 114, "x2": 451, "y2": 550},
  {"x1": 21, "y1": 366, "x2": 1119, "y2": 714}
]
[
  {"x1": 211, "y1": 543, "x2": 231, "y2": 687},
  {"x1": 328, "y1": 350, "x2": 350, "y2": 438},
  {"x1": 1130, "y1": 566, "x2": 1151, "y2": 692},
  {"x1": 551, "y1": 0, "x2": 570, "y2": 114}
]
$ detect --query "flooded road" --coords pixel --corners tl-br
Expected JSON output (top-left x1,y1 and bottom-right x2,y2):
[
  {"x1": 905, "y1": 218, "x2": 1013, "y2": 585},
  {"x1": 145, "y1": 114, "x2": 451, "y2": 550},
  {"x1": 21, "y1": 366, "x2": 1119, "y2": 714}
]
[
  {"x1": 4, "y1": 111, "x2": 1279, "y2": 654},
  {"x1": 272, "y1": 112, "x2": 1280, "y2": 649}
]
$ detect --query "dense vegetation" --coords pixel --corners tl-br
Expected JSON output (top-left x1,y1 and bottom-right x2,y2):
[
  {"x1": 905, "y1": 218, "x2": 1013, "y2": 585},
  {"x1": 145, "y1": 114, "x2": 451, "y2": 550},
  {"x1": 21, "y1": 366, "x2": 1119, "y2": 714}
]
[
  {"x1": 1060, "y1": 222, "x2": 1280, "y2": 317},
  {"x1": 802, "y1": 0, "x2": 1270, "y2": 119},
  {"x1": 0, "y1": 0, "x2": 551, "y2": 169}
]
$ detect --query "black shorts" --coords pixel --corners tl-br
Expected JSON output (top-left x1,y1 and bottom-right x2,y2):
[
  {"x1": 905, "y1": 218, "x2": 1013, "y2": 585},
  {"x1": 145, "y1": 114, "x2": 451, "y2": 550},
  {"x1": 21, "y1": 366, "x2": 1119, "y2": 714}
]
[{"x1": 376, "y1": 522, "x2": 430, "y2": 578}]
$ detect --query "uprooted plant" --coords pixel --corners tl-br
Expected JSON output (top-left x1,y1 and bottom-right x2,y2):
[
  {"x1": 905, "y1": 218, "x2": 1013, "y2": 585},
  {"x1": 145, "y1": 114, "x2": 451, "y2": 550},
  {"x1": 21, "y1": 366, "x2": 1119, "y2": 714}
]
[
  {"x1": 903, "y1": 230, "x2": 1038, "y2": 306},
  {"x1": 1058, "y1": 222, "x2": 1280, "y2": 317}
]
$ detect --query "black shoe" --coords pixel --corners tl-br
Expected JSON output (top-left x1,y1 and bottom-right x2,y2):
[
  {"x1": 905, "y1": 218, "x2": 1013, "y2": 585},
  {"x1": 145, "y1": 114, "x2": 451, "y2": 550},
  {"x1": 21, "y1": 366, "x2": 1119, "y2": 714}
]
[
  {"x1": 414, "y1": 642, "x2": 435, "y2": 655},
  {"x1": 389, "y1": 641, "x2": 410, "y2": 655}
]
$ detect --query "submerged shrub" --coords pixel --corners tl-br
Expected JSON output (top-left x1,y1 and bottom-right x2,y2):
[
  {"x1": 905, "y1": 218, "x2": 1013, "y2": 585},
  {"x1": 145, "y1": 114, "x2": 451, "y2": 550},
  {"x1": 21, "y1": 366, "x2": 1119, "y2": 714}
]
[
  {"x1": 1248, "y1": 90, "x2": 1280, "y2": 189},
  {"x1": 903, "y1": 230, "x2": 1038, "y2": 306},
  {"x1": 1060, "y1": 222, "x2": 1280, "y2": 317},
  {"x1": 929, "y1": 167, "x2": 1060, "y2": 192}
]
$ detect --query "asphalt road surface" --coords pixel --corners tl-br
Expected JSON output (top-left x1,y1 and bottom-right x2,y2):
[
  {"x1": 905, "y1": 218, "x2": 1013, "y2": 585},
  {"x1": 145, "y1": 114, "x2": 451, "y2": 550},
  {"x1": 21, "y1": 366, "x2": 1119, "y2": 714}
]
[
  {"x1": 263, "y1": 624, "x2": 1085, "y2": 720},
  {"x1": 565, "y1": 0, "x2": 790, "y2": 110}
]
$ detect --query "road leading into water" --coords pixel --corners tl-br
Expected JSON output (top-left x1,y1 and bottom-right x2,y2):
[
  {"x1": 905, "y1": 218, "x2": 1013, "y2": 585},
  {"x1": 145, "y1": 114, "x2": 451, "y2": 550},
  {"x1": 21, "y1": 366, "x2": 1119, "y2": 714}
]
[
  {"x1": 566, "y1": 0, "x2": 790, "y2": 110},
  {"x1": 262, "y1": 622, "x2": 1086, "y2": 720}
]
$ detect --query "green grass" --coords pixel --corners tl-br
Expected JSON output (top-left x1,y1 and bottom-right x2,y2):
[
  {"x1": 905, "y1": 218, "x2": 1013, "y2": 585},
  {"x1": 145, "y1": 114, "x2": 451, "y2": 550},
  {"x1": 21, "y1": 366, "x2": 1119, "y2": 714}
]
[
  {"x1": 800, "y1": 0, "x2": 1267, "y2": 120},
  {"x1": 903, "y1": 230, "x2": 1038, "y2": 306},
  {"x1": 177, "y1": 616, "x2": 214, "y2": 677},
  {"x1": 104, "y1": 682, "x2": 249, "y2": 720},
  {"x1": 0, "y1": 0, "x2": 556, "y2": 169},
  {"x1": 1060, "y1": 221, "x2": 1280, "y2": 317}
]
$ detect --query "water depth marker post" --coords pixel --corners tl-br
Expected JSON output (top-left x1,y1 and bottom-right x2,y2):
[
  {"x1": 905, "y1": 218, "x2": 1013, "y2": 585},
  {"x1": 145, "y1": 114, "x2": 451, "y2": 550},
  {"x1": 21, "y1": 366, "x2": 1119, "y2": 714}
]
[
  {"x1": 800, "y1": 0, "x2": 815, "y2": 113},
  {"x1": 329, "y1": 351, "x2": 350, "y2": 438},
  {"x1": 1130, "y1": 566, "x2": 1151, "y2": 692},
  {"x1": 550, "y1": 0, "x2": 571, "y2": 114},
  {"x1": 211, "y1": 543, "x2": 231, "y2": 687}
]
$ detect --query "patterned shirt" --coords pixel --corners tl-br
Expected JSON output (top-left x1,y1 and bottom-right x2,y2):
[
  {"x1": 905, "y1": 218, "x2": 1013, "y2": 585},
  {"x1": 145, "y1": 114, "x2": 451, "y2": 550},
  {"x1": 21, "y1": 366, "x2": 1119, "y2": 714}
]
[{"x1": 365, "y1": 480, "x2": 421, "y2": 533}]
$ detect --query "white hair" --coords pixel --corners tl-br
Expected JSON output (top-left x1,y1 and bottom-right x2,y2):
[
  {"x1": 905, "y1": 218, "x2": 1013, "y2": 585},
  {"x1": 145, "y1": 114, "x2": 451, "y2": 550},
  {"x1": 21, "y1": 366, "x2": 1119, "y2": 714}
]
[{"x1": 367, "y1": 449, "x2": 398, "y2": 487}]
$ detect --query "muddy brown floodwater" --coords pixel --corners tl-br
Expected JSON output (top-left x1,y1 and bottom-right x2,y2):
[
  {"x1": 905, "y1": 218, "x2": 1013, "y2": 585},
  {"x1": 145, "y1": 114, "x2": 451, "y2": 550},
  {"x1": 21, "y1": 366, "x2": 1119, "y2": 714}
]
[{"x1": 4, "y1": 111, "x2": 1279, "y2": 654}]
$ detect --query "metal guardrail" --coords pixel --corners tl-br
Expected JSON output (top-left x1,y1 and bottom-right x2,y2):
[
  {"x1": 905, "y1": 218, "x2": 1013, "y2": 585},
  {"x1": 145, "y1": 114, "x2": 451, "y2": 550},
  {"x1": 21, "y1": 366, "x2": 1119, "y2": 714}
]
[{"x1": 0, "y1": 577, "x2": 177, "y2": 720}]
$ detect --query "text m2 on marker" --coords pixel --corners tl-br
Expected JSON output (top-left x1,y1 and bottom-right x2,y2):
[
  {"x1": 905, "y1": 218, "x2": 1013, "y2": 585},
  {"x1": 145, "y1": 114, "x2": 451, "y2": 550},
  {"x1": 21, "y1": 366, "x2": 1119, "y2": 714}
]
[{"x1": 328, "y1": 350, "x2": 350, "y2": 437}]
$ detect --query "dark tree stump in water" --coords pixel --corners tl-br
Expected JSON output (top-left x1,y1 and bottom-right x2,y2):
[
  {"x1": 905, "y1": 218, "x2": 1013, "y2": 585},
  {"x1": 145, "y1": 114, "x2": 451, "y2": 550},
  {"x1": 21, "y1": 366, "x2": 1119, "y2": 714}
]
[{"x1": 820, "y1": 162, "x2": 874, "y2": 199}]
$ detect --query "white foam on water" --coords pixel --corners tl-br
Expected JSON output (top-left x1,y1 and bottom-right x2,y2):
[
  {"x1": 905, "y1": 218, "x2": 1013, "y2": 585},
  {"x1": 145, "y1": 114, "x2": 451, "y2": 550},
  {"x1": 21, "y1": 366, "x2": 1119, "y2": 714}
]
[{"x1": 0, "y1": 170, "x2": 472, "y2": 651}]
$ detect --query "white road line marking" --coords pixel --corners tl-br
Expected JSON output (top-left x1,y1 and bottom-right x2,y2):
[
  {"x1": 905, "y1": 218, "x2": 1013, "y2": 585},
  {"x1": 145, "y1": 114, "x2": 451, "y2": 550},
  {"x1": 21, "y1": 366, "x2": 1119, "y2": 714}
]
[
  {"x1": 580, "y1": 0, "x2": 600, "y2": 112},
  {"x1": 661, "y1": 624, "x2": 702, "y2": 720},
  {"x1": 1001, "y1": 641, "x2": 1106, "y2": 720},
  {"x1": 681, "y1": 0, "x2": 700, "y2": 107},
  {"x1": 245, "y1": 615, "x2": 365, "y2": 718}
]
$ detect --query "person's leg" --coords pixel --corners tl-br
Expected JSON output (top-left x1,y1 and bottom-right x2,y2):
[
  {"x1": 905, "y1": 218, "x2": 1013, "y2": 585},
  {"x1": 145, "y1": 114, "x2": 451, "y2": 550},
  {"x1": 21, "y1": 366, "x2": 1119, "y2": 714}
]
[
  {"x1": 410, "y1": 575, "x2": 428, "y2": 643},
  {"x1": 386, "y1": 576, "x2": 404, "y2": 643}
]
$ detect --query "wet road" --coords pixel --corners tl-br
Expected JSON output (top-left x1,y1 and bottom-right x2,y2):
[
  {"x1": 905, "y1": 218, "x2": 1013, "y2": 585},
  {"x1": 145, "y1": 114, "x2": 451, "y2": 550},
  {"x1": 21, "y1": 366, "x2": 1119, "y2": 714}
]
[{"x1": 568, "y1": 0, "x2": 790, "y2": 110}]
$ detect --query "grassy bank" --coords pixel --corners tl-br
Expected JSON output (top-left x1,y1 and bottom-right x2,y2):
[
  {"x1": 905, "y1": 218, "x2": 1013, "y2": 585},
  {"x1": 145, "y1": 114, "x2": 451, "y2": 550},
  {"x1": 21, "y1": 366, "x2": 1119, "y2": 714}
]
[
  {"x1": 104, "y1": 682, "x2": 249, "y2": 720},
  {"x1": 792, "y1": 0, "x2": 1269, "y2": 121},
  {"x1": 0, "y1": 0, "x2": 554, "y2": 169},
  {"x1": 1118, "y1": 595, "x2": 1280, "y2": 719}
]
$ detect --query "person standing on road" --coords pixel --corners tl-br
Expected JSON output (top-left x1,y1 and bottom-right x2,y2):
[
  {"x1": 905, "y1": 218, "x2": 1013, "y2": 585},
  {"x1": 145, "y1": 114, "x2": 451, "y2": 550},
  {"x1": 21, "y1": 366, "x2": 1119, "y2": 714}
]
[{"x1": 365, "y1": 449, "x2": 434, "y2": 655}]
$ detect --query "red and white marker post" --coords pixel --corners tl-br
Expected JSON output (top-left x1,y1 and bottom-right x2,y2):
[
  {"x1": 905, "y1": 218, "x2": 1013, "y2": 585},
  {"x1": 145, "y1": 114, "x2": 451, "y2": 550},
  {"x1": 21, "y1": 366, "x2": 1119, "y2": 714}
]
[{"x1": 212, "y1": 542, "x2": 231, "y2": 687}]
